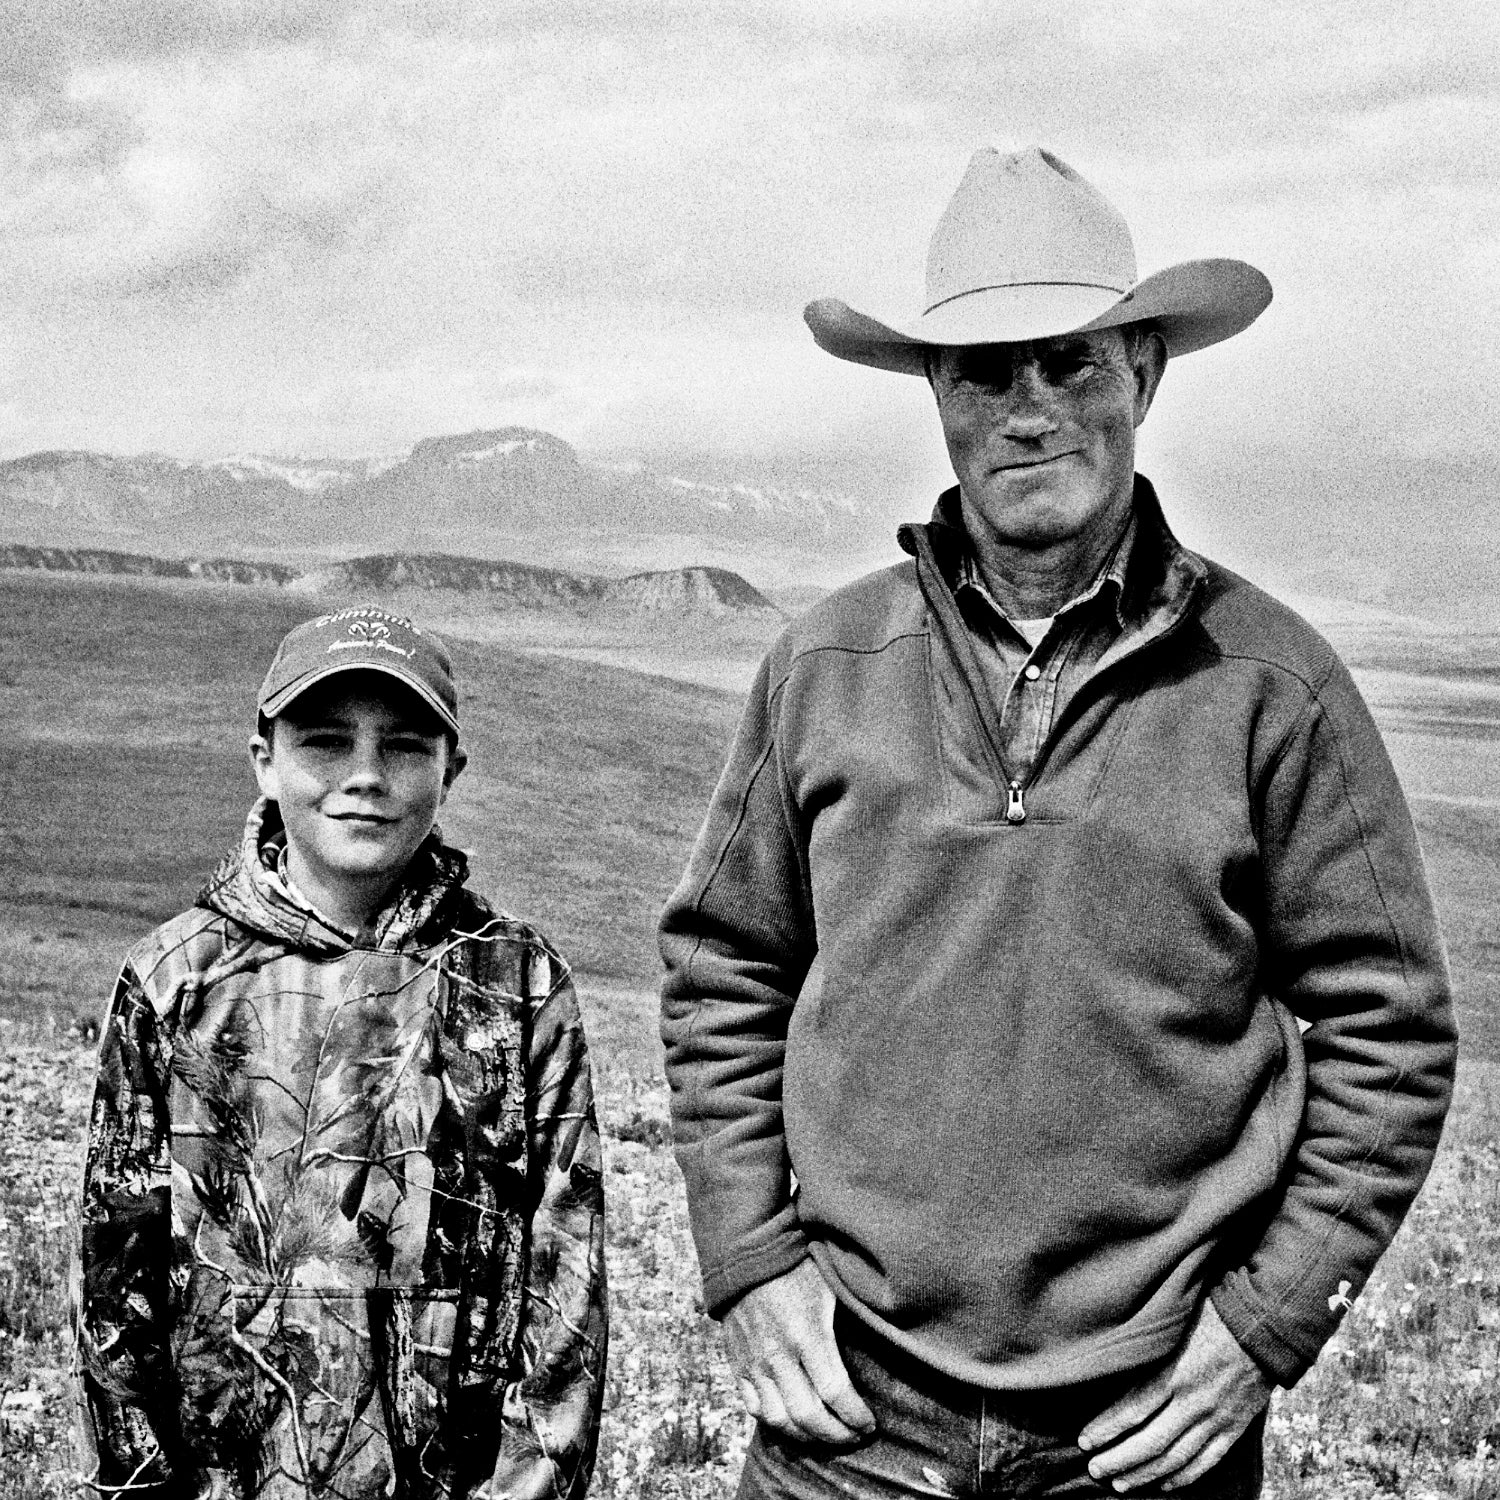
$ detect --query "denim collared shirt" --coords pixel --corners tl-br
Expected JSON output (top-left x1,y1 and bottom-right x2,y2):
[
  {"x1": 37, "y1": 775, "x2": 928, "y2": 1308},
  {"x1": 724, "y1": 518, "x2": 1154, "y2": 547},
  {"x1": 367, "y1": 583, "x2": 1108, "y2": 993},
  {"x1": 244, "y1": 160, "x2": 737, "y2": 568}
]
[{"x1": 951, "y1": 511, "x2": 1137, "y2": 784}]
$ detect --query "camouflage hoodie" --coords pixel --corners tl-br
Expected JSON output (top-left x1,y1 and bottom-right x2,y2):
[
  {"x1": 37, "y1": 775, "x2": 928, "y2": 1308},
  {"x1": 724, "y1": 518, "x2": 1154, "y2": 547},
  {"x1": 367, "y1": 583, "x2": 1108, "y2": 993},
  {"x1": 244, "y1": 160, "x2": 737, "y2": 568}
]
[{"x1": 74, "y1": 799, "x2": 607, "y2": 1500}]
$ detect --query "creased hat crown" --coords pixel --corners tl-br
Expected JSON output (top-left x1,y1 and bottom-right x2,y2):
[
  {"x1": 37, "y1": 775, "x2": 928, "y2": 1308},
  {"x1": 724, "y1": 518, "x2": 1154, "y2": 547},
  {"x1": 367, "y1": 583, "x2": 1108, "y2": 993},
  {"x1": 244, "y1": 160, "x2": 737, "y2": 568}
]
[{"x1": 926, "y1": 147, "x2": 1136, "y2": 313}]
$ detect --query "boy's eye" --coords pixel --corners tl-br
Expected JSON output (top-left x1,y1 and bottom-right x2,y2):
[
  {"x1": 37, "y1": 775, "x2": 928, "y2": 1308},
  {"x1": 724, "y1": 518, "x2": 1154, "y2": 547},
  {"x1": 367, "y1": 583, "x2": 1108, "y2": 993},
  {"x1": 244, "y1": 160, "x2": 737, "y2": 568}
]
[
  {"x1": 298, "y1": 731, "x2": 351, "y2": 750},
  {"x1": 386, "y1": 736, "x2": 438, "y2": 756}
]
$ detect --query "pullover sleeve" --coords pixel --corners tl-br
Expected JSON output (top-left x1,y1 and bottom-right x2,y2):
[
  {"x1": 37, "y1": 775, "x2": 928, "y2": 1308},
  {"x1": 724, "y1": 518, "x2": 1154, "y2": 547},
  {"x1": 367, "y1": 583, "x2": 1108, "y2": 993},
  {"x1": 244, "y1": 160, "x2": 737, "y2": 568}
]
[
  {"x1": 486, "y1": 947, "x2": 608, "y2": 1500},
  {"x1": 73, "y1": 961, "x2": 195, "y2": 1497},
  {"x1": 659, "y1": 649, "x2": 819, "y2": 1317},
  {"x1": 1209, "y1": 654, "x2": 1457, "y2": 1387}
]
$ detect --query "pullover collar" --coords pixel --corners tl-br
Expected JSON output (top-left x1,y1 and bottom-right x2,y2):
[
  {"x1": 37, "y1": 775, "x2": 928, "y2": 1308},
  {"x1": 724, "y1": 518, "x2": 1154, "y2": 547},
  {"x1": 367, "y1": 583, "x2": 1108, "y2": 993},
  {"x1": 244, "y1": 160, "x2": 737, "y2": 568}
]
[
  {"x1": 196, "y1": 797, "x2": 471, "y2": 954},
  {"x1": 897, "y1": 474, "x2": 1208, "y2": 784}
]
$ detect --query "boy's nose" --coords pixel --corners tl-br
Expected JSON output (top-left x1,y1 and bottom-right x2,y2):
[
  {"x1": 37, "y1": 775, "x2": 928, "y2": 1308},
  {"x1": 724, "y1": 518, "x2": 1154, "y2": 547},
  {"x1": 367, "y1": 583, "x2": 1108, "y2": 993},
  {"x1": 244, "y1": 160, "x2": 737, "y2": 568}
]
[{"x1": 343, "y1": 741, "x2": 388, "y2": 790}]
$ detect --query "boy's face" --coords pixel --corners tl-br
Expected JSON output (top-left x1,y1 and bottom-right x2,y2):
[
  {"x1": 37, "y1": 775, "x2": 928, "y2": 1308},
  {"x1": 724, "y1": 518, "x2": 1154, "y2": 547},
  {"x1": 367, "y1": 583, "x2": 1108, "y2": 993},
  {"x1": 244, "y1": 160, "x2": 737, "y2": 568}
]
[{"x1": 250, "y1": 675, "x2": 465, "y2": 918}]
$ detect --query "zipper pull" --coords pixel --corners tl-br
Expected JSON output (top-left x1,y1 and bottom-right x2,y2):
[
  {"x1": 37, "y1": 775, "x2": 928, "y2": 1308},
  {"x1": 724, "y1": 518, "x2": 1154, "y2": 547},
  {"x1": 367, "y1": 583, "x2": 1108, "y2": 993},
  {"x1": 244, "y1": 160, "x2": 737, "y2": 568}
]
[{"x1": 1006, "y1": 781, "x2": 1026, "y2": 824}]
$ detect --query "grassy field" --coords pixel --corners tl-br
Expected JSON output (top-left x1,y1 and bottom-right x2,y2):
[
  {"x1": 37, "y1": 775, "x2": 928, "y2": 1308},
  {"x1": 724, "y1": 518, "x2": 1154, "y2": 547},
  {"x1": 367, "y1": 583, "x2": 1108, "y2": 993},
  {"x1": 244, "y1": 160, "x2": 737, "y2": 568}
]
[
  {"x1": 0, "y1": 571, "x2": 744, "y2": 991},
  {"x1": 2, "y1": 569, "x2": 1499, "y2": 1497}
]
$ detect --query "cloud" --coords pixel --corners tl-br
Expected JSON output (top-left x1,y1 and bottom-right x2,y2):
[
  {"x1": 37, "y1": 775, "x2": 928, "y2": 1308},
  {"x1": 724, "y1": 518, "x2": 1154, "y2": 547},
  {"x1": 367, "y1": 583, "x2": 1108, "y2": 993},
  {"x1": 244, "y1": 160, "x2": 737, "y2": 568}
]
[
  {"x1": 106, "y1": 154, "x2": 393, "y2": 300},
  {"x1": 1, "y1": 0, "x2": 362, "y2": 63},
  {"x1": 0, "y1": 41, "x2": 405, "y2": 303},
  {"x1": 0, "y1": 0, "x2": 1495, "y2": 610}
]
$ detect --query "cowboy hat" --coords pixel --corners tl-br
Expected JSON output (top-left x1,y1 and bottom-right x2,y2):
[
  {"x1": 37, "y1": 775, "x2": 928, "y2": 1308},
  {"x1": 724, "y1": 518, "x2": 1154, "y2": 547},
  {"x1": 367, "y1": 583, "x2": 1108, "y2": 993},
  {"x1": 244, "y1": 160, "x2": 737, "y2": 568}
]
[{"x1": 805, "y1": 146, "x2": 1272, "y2": 375}]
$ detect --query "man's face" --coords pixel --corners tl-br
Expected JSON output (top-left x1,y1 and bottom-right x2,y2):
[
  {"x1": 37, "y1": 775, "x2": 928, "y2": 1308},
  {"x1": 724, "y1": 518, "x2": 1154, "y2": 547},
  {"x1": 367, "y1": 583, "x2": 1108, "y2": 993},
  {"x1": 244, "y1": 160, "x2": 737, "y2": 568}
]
[
  {"x1": 250, "y1": 676, "x2": 464, "y2": 908},
  {"x1": 929, "y1": 328, "x2": 1166, "y2": 549}
]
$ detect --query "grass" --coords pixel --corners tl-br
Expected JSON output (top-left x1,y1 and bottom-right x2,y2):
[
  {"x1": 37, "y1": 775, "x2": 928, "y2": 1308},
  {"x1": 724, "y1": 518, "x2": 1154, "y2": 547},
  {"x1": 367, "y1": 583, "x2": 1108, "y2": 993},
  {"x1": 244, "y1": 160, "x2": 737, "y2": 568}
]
[
  {"x1": 2, "y1": 568, "x2": 1500, "y2": 1497},
  {"x1": 1261, "y1": 1061, "x2": 1500, "y2": 1498},
  {"x1": 0, "y1": 999, "x2": 748, "y2": 1499}
]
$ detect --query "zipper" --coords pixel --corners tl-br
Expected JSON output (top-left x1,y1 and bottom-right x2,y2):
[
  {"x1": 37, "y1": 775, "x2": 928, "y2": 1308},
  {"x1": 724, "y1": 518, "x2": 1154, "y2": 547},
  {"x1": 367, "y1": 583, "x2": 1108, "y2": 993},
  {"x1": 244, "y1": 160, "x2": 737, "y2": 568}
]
[
  {"x1": 1005, "y1": 781, "x2": 1026, "y2": 824},
  {"x1": 904, "y1": 508, "x2": 1205, "y2": 826}
]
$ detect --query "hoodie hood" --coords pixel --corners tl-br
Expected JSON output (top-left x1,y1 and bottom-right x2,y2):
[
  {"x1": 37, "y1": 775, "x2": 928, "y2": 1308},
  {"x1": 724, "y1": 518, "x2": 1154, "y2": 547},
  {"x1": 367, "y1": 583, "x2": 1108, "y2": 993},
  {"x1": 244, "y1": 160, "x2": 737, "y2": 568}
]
[{"x1": 197, "y1": 797, "x2": 472, "y2": 954}]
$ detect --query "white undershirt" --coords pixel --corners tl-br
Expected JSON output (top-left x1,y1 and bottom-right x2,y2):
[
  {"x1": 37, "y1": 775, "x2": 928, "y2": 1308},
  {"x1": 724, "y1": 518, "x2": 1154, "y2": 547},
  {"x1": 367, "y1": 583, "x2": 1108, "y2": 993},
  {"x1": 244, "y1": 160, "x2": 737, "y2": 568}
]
[{"x1": 1011, "y1": 615, "x2": 1055, "y2": 650}]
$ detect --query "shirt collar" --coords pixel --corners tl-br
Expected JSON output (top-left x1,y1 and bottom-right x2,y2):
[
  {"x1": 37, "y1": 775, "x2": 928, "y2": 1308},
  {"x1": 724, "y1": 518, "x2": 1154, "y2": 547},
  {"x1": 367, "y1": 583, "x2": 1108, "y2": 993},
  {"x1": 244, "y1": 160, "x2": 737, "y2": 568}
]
[{"x1": 951, "y1": 501, "x2": 1137, "y2": 632}]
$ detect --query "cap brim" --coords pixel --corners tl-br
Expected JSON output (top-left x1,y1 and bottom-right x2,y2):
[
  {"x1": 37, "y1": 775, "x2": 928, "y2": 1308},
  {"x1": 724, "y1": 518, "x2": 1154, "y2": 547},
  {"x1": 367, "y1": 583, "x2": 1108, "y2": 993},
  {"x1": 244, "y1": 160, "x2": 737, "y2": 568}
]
[
  {"x1": 805, "y1": 258, "x2": 1272, "y2": 374},
  {"x1": 260, "y1": 661, "x2": 460, "y2": 737}
]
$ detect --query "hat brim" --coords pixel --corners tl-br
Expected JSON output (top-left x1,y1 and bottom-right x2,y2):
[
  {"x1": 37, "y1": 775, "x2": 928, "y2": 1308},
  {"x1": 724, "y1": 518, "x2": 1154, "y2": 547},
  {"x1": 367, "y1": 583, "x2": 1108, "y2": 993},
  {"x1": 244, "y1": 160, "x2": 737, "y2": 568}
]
[
  {"x1": 804, "y1": 258, "x2": 1272, "y2": 375},
  {"x1": 260, "y1": 661, "x2": 460, "y2": 737}
]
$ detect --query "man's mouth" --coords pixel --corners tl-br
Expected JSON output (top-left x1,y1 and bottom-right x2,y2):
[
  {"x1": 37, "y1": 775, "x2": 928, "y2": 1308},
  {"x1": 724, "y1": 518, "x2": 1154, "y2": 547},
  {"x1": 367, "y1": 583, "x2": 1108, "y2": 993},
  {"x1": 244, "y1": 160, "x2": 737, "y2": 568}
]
[
  {"x1": 998, "y1": 451, "x2": 1073, "y2": 473},
  {"x1": 330, "y1": 811, "x2": 394, "y2": 825}
]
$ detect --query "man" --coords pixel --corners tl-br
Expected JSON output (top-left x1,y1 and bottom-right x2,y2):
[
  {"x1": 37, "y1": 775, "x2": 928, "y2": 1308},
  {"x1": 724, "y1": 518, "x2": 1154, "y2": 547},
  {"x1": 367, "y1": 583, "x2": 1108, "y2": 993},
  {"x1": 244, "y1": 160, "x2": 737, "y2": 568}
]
[{"x1": 660, "y1": 147, "x2": 1455, "y2": 1499}]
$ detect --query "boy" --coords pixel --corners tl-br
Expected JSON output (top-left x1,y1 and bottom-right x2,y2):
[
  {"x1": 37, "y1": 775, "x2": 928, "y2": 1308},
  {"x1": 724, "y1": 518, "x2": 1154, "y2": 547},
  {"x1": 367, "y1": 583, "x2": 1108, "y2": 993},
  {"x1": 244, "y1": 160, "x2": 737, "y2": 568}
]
[{"x1": 73, "y1": 607, "x2": 607, "y2": 1500}]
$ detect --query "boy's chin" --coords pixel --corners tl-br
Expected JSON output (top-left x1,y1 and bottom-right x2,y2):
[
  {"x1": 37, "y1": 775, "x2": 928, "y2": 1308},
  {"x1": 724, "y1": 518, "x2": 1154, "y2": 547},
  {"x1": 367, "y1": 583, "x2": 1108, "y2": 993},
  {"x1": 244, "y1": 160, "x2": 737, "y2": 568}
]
[
  {"x1": 308, "y1": 838, "x2": 426, "y2": 886},
  {"x1": 326, "y1": 850, "x2": 420, "y2": 883}
]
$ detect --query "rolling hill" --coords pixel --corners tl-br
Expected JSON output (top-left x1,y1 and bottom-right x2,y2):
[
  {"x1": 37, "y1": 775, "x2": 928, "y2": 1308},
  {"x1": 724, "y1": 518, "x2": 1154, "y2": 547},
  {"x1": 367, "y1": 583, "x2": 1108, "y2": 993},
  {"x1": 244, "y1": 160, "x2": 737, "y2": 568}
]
[{"x1": 0, "y1": 570, "x2": 747, "y2": 991}]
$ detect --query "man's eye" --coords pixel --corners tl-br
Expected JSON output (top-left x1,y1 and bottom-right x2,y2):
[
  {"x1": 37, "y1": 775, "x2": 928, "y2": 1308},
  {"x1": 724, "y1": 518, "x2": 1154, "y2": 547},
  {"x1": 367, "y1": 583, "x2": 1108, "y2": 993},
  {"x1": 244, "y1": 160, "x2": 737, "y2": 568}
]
[
  {"x1": 1043, "y1": 354, "x2": 1094, "y2": 382},
  {"x1": 387, "y1": 737, "x2": 437, "y2": 756},
  {"x1": 300, "y1": 732, "x2": 348, "y2": 750},
  {"x1": 951, "y1": 361, "x2": 1012, "y2": 391}
]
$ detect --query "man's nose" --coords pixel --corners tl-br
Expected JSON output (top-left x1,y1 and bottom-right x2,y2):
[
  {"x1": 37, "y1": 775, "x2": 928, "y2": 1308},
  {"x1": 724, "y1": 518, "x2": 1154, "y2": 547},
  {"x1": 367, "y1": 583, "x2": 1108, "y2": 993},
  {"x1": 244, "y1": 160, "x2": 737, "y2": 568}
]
[{"x1": 997, "y1": 362, "x2": 1058, "y2": 439}]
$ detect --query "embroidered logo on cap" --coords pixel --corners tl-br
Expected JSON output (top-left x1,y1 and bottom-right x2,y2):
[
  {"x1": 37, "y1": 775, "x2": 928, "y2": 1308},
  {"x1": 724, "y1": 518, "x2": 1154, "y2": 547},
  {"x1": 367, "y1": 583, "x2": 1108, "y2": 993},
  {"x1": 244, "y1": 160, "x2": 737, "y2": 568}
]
[{"x1": 327, "y1": 618, "x2": 415, "y2": 658}]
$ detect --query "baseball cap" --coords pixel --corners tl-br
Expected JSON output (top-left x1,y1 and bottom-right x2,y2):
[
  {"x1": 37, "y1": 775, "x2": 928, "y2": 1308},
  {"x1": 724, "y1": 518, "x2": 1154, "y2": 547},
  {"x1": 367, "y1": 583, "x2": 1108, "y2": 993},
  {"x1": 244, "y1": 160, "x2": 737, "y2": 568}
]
[{"x1": 258, "y1": 607, "x2": 459, "y2": 736}]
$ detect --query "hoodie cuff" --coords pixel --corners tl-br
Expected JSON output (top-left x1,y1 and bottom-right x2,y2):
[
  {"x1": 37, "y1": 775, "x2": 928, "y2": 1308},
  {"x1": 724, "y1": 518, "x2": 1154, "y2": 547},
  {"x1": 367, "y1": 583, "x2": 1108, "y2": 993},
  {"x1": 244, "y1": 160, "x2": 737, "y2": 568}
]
[
  {"x1": 1209, "y1": 1274, "x2": 1324, "y2": 1389},
  {"x1": 701, "y1": 1233, "x2": 812, "y2": 1321}
]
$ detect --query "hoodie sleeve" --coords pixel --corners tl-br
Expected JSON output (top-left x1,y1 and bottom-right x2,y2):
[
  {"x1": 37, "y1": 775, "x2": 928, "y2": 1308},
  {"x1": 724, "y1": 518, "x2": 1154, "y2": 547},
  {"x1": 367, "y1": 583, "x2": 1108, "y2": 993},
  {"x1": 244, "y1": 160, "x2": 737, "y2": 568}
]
[
  {"x1": 658, "y1": 647, "x2": 818, "y2": 1317},
  {"x1": 483, "y1": 945, "x2": 607, "y2": 1500},
  {"x1": 72, "y1": 960, "x2": 193, "y2": 1497},
  {"x1": 1209, "y1": 654, "x2": 1457, "y2": 1386}
]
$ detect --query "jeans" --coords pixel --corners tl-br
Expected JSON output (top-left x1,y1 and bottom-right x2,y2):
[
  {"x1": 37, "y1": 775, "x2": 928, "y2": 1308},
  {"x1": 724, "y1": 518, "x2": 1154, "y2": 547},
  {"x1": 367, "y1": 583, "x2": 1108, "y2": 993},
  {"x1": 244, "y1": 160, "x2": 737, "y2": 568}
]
[{"x1": 737, "y1": 1311, "x2": 1264, "y2": 1500}]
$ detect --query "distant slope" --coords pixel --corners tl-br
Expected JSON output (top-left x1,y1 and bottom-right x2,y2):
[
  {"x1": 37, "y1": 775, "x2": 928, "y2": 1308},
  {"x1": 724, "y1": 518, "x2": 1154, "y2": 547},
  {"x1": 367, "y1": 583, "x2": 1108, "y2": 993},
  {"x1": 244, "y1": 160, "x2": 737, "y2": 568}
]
[{"x1": 0, "y1": 541, "x2": 778, "y2": 618}]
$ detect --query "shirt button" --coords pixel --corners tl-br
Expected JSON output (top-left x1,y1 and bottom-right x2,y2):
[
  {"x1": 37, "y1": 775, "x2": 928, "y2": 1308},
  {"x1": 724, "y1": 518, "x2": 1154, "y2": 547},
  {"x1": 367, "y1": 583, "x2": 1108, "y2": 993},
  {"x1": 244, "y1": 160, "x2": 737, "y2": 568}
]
[{"x1": 1023, "y1": 664, "x2": 1042, "y2": 681}]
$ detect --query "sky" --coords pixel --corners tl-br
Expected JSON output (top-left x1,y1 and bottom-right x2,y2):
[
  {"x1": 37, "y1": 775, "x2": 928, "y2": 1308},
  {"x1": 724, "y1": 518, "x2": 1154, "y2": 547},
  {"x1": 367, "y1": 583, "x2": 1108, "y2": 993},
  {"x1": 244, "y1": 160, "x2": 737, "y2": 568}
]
[{"x1": 2, "y1": 0, "x2": 1497, "y2": 585}]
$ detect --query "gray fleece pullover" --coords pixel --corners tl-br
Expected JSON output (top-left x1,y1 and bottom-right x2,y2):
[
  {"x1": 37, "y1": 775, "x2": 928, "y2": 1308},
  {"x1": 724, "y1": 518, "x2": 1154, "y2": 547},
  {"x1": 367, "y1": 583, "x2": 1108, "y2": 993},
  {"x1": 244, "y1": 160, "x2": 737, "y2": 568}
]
[{"x1": 659, "y1": 478, "x2": 1455, "y2": 1391}]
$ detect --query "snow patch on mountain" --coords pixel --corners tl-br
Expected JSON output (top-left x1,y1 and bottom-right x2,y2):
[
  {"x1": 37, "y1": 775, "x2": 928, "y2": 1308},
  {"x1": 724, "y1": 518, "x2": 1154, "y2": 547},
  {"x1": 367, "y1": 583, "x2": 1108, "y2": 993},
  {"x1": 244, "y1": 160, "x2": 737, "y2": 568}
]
[{"x1": 208, "y1": 453, "x2": 405, "y2": 492}]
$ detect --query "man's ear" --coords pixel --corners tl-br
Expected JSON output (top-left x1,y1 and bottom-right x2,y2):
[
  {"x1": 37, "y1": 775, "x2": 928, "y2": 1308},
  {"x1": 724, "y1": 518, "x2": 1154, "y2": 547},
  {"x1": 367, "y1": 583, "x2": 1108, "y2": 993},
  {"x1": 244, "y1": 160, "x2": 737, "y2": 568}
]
[
  {"x1": 249, "y1": 733, "x2": 279, "y2": 801},
  {"x1": 1132, "y1": 329, "x2": 1169, "y2": 426}
]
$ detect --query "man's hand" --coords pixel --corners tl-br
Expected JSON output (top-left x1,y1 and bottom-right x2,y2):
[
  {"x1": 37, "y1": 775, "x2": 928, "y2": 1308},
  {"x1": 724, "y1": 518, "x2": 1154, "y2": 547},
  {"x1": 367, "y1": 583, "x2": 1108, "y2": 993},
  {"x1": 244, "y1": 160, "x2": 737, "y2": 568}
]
[
  {"x1": 721, "y1": 1258, "x2": 877, "y2": 1445},
  {"x1": 1077, "y1": 1298, "x2": 1271, "y2": 1493}
]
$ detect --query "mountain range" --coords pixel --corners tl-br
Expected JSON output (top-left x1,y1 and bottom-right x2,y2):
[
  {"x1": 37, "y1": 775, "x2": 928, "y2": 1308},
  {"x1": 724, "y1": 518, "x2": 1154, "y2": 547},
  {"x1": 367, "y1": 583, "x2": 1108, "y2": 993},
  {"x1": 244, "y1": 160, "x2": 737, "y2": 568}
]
[
  {"x1": 0, "y1": 428, "x2": 887, "y2": 581},
  {"x1": 12, "y1": 426, "x2": 1487, "y2": 623}
]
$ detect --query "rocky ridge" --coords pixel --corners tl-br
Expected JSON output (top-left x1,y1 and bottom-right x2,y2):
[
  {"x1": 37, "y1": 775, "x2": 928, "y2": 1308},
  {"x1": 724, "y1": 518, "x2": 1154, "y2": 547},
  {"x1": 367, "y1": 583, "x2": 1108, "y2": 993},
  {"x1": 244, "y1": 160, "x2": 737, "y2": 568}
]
[
  {"x1": 1, "y1": 542, "x2": 778, "y2": 618},
  {"x1": 306, "y1": 553, "x2": 776, "y2": 616},
  {"x1": 0, "y1": 543, "x2": 298, "y2": 585}
]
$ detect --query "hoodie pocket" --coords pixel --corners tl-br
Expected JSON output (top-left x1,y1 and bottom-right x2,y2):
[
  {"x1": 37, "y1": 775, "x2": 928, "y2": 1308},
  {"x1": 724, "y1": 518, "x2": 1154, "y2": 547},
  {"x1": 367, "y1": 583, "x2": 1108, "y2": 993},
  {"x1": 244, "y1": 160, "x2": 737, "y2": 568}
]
[{"x1": 226, "y1": 1284, "x2": 459, "y2": 1494}]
